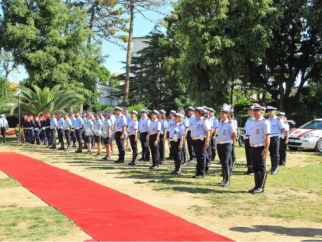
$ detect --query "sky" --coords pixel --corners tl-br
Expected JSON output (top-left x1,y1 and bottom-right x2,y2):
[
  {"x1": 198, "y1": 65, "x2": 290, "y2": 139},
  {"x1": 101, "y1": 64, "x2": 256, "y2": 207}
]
[{"x1": 1, "y1": 4, "x2": 173, "y2": 83}]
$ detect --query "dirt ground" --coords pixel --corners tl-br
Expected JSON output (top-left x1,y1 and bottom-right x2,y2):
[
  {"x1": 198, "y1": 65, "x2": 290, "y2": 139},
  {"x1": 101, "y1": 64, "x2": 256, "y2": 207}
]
[{"x1": 0, "y1": 145, "x2": 321, "y2": 241}]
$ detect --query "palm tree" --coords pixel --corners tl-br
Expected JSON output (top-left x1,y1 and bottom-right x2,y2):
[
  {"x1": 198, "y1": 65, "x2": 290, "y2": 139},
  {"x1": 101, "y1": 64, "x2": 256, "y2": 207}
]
[{"x1": 1, "y1": 85, "x2": 85, "y2": 116}]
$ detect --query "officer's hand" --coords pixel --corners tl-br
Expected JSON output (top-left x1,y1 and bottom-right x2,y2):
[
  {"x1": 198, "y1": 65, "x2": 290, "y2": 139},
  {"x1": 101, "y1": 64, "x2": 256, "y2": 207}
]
[
  {"x1": 204, "y1": 141, "x2": 209, "y2": 148},
  {"x1": 161, "y1": 137, "x2": 165, "y2": 142},
  {"x1": 134, "y1": 137, "x2": 137, "y2": 142},
  {"x1": 261, "y1": 150, "x2": 267, "y2": 158},
  {"x1": 154, "y1": 140, "x2": 157, "y2": 146},
  {"x1": 120, "y1": 134, "x2": 124, "y2": 139},
  {"x1": 285, "y1": 140, "x2": 288, "y2": 145},
  {"x1": 178, "y1": 144, "x2": 182, "y2": 150}
]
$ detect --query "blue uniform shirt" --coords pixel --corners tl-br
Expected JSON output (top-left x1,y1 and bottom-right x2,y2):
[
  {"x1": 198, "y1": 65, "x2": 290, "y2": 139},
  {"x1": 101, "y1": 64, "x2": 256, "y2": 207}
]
[
  {"x1": 191, "y1": 117, "x2": 211, "y2": 138},
  {"x1": 139, "y1": 117, "x2": 151, "y2": 132},
  {"x1": 244, "y1": 117, "x2": 255, "y2": 136},
  {"x1": 125, "y1": 114, "x2": 131, "y2": 125},
  {"x1": 102, "y1": 119, "x2": 111, "y2": 133},
  {"x1": 84, "y1": 119, "x2": 93, "y2": 132},
  {"x1": 50, "y1": 118, "x2": 57, "y2": 129},
  {"x1": 74, "y1": 117, "x2": 84, "y2": 129},
  {"x1": 110, "y1": 115, "x2": 116, "y2": 125},
  {"x1": 267, "y1": 116, "x2": 284, "y2": 134},
  {"x1": 188, "y1": 116, "x2": 197, "y2": 131},
  {"x1": 148, "y1": 119, "x2": 161, "y2": 134},
  {"x1": 210, "y1": 116, "x2": 219, "y2": 129},
  {"x1": 63, "y1": 118, "x2": 72, "y2": 130},
  {"x1": 70, "y1": 117, "x2": 76, "y2": 128},
  {"x1": 169, "y1": 123, "x2": 185, "y2": 139},
  {"x1": 57, "y1": 118, "x2": 65, "y2": 129},
  {"x1": 249, "y1": 118, "x2": 270, "y2": 144},
  {"x1": 183, "y1": 116, "x2": 189, "y2": 129},
  {"x1": 217, "y1": 120, "x2": 236, "y2": 142},
  {"x1": 114, "y1": 114, "x2": 127, "y2": 131},
  {"x1": 94, "y1": 119, "x2": 102, "y2": 131},
  {"x1": 280, "y1": 120, "x2": 290, "y2": 138},
  {"x1": 127, "y1": 120, "x2": 138, "y2": 134},
  {"x1": 168, "y1": 118, "x2": 175, "y2": 130},
  {"x1": 159, "y1": 119, "x2": 168, "y2": 135}
]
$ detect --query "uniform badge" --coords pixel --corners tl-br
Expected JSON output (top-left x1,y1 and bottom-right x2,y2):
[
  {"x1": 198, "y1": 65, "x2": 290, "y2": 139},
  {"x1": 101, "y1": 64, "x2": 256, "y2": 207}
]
[
  {"x1": 256, "y1": 129, "x2": 259, "y2": 134},
  {"x1": 223, "y1": 130, "x2": 226, "y2": 135},
  {"x1": 272, "y1": 125, "x2": 275, "y2": 129},
  {"x1": 153, "y1": 128, "x2": 155, "y2": 131},
  {"x1": 174, "y1": 130, "x2": 177, "y2": 134}
]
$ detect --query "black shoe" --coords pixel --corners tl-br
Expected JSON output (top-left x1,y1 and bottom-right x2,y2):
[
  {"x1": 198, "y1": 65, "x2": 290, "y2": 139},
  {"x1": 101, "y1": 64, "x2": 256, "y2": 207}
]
[
  {"x1": 188, "y1": 159, "x2": 194, "y2": 162},
  {"x1": 102, "y1": 155, "x2": 110, "y2": 161},
  {"x1": 50, "y1": 147, "x2": 56, "y2": 149},
  {"x1": 86, "y1": 150, "x2": 92, "y2": 155},
  {"x1": 58, "y1": 147, "x2": 64, "y2": 150},
  {"x1": 95, "y1": 153, "x2": 101, "y2": 157},
  {"x1": 65, "y1": 146, "x2": 70, "y2": 151},
  {"x1": 166, "y1": 156, "x2": 173, "y2": 160},
  {"x1": 72, "y1": 144, "x2": 77, "y2": 147},
  {"x1": 149, "y1": 166, "x2": 159, "y2": 170},
  {"x1": 159, "y1": 160, "x2": 164, "y2": 165},
  {"x1": 222, "y1": 180, "x2": 230, "y2": 187},
  {"x1": 218, "y1": 179, "x2": 226, "y2": 185},
  {"x1": 192, "y1": 175, "x2": 204, "y2": 179},
  {"x1": 114, "y1": 159, "x2": 124, "y2": 163},
  {"x1": 174, "y1": 171, "x2": 182, "y2": 175},
  {"x1": 75, "y1": 150, "x2": 82, "y2": 153},
  {"x1": 181, "y1": 162, "x2": 187, "y2": 167},
  {"x1": 138, "y1": 158, "x2": 144, "y2": 161},
  {"x1": 171, "y1": 170, "x2": 177, "y2": 174},
  {"x1": 128, "y1": 162, "x2": 136, "y2": 166},
  {"x1": 251, "y1": 173, "x2": 267, "y2": 194},
  {"x1": 270, "y1": 169, "x2": 278, "y2": 175}
]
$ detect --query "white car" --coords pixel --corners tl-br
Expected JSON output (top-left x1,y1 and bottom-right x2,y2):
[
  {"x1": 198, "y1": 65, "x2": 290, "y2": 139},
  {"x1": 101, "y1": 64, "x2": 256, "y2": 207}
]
[{"x1": 288, "y1": 119, "x2": 322, "y2": 152}]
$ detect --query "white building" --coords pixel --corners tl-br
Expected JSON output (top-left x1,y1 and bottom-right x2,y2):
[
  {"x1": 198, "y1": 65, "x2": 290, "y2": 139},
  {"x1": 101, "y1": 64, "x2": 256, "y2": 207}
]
[
  {"x1": 96, "y1": 82, "x2": 122, "y2": 106},
  {"x1": 132, "y1": 37, "x2": 149, "y2": 57}
]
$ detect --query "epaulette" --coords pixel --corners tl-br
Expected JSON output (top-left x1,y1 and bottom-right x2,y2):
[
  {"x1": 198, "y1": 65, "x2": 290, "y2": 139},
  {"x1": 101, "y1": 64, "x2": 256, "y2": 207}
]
[
  {"x1": 277, "y1": 117, "x2": 280, "y2": 120},
  {"x1": 228, "y1": 120, "x2": 232, "y2": 123}
]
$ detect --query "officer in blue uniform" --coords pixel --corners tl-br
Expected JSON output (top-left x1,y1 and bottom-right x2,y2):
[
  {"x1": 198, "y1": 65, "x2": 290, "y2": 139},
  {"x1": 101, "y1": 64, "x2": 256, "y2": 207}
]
[
  {"x1": 147, "y1": 110, "x2": 161, "y2": 169},
  {"x1": 114, "y1": 106, "x2": 127, "y2": 163},
  {"x1": 244, "y1": 106, "x2": 255, "y2": 175},
  {"x1": 209, "y1": 108, "x2": 218, "y2": 162},
  {"x1": 33, "y1": 116, "x2": 41, "y2": 145},
  {"x1": 74, "y1": 111, "x2": 84, "y2": 153},
  {"x1": 29, "y1": 116, "x2": 35, "y2": 144},
  {"x1": 93, "y1": 113, "x2": 103, "y2": 156},
  {"x1": 0, "y1": 114, "x2": 8, "y2": 143},
  {"x1": 62, "y1": 112, "x2": 72, "y2": 151},
  {"x1": 44, "y1": 113, "x2": 51, "y2": 147},
  {"x1": 82, "y1": 113, "x2": 87, "y2": 149},
  {"x1": 278, "y1": 112, "x2": 289, "y2": 166},
  {"x1": 177, "y1": 107, "x2": 189, "y2": 166},
  {"x1": 217, "y1": 104, "x2": 237, "y2": 187},
  {"x1": 168, "y1": 113, "x2": 185, "y2": 174},
  {"x1": 23, "y1": 116, "x2": 30, "y2": 143},
  {"x1": 102, "y1": 112, "x2": 112, "y2": 160},
  {"x1": 166, "y1": 110, "x2": 176, "y2": 160},
  {"x1": 139, "y1": 109, "x2": 151, "y2": 161},
  {"x1": 69, "y1": 113, "x2": 77, "y2": 147},
  {"x1": 49, "y1": 113, "x2": 58, "y2": 149},
  {"x1": 190, "y1": 107, "x2": 211, "y2": 178},
  {"x1": 187, "y1": 107, "x2": 196, "y2": 162},
  {"x1": 267, "y1": 106, "x2": 285, "y2": 175},
  {"x1": 57, "y1": 113, "x2": 65, "y2": 150},
  {"x1": 248, "y1": 103, "x2": 271, "y2": 194},
  {"x1": 127, "y1": 110, "x2": 139, "y2": 165},
  {"x1": 84, "y1": 113, "x2": 94, "y2": 154},
  {"x1": 158, "y1": 110, "x2": 168, "y2": 164}
]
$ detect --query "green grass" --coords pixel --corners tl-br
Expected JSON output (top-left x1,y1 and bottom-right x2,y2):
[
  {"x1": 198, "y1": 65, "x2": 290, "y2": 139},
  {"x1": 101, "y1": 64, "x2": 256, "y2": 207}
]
[
  {"x1": 0, "y1": 207, "x2": 77, "y2": 240},
  {"x1": 0, "y1": 177, "x2": 21, "y2": 188}
]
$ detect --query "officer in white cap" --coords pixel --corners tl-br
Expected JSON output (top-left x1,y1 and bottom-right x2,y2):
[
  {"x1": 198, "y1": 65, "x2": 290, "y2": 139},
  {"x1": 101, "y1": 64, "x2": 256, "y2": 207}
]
[
  {"x1": 248, "y1": 103, "x2": 270, "y2": 194},
  {"x1": 244, "y1": 106, "x2": 255, "y2": 175},
  {"x1": 168, "y1": 113, "x2": 185, "y2": 174},
  {"x1": 208, "y1": 108, "x2": 218, "y2": 162},
  {"x1": 127, "y1": 110, "x2": 139, "y2": 165},
  {"x1": 166, "y1": 110, "x2": 176, "y2": 160},
  {"x1": 177, "y1": 107, "x2": 189, "y2": 166},
  {"x1": 217, "y1": 104, "x2": 236, "y2": 187},
  {"x1": 138, "y1": 109, "x2": 151, "y2": 161},
  {"x1": 147, "y1": 110, "x2": 161, "y2": 169},
  {"x1": 0, "y1": 114, "x2": 8, "y2": 143},
  {"x1": 187, "y1": 107, "x2": 196, "y2": 162},
  {"x1": 84, "y1": 113, "x2": 94, "y2": 154},
  {"x1": 101, "y1": 112, "x2": 112, "y2": 160},
  {"x1": 113, "y1": 106, "x2": 127, "y2": 163},
  {"x1": 74, "y1": 111, "x2": 84, "y2": 153},
  {"x1": 93, "y1": 113, "x2": 103, "y2": 156},
  {"x1": 278, "y1": 112, "x2": 289, "y2": 166},
  {"x1": 158, "y1": 110, "x2": 168, "y2": 164},
  {"x1": 57, "y1": 113, "x2": 65, "y2": 150},
  {"x1": 266, "y1": 106, "x2": 285, "y2": 174},
  {"x1": 190, "y1": 107, "x2": 211, "y2": 178},
  {"x1": 62, "y1": 112, "x2": 72, "y2": 151}
]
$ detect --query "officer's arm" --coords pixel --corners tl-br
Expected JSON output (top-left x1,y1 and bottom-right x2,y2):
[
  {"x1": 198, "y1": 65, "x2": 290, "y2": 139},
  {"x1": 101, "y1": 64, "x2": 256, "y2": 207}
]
[
  {"x1": 264, "y1": 134, "x2": 270, "y2": 151},
  {"x1": 99, "y1": 123, "x2": 103, "y2": 131},
  {"x1": 205, "y1": 130, "x2": 210, "y2": 145},
  {"x1": 121, "y1": 124, "x2": 126, "y2": 135}
]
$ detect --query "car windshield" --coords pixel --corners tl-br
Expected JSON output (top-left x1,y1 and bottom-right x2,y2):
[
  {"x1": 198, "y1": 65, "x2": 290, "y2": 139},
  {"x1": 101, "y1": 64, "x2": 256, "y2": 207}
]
[{"x1": 299, "y1": 120, "x2": 322, "y2": 130}]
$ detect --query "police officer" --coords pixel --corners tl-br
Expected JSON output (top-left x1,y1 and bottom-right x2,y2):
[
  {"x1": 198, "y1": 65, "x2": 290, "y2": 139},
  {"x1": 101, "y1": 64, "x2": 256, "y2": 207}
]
[
  {"x1": 158, "y1": 110, "x2": 168, "y2": 164},
  {"x1": 114, "y1": 106, "x2": 127, "y2": 163},
  {"x1": 33, "y1": 116, "x2": 41, "y2": 145},
  {"x1": 74, "y1": 111, "x2": 84, "y2": 153},
  {"x1": 82, "y1": 113, "x2": 88, "y2": 149},
  {"x1": 29, "y1": 115, "x2": 35, "y2": 144},
  {"x1": 278, "y1": 112, "x2": 289, "y2": 166},
  {"x1": 190, "y1": 107, "x2": 211, "y2": 178},
  {"x1": 267, "y1": 106, "x2": 284, "y2": 175},
  {"x1": 229, "y1": 111, "x2": 238, "y2": 170},
  {"x1": 44, "y1": 113, "x2": 51, "y2": 147},
  {"x1": 84, "y1": 113, "x2": 94, "y2": 154},
  {"x1": 187, "y1": 107, "x2": 196, "y2": 162},
  {"x1": 93, "y1": 113, "x2": 103, "y2": 156},
  {"x1": 57, "y1": 113, "x2": 65, "y2": 150},
  {"x1": 49, "y1": 113, "x2": 58, "y2": 149},
  {"x1": 177, "y1": 107, "x2": 189, "y2": 166},
  {"x1": 123, "y1": 108, "x2": 131, "y2": 152},
  {"x1": 248, "y1": 103, "x2": 270, "y2": 194},
  {"x1": 0, "y1": 114, "x2": 8, "y2": 143},
  {"x1": 24, "y1": 115, "x2": 30, "y2": 143},
  {"x1": 127, "y1": 110, "x2": 139, "y2": 165},
  {"x1": 138, "y1": 109, "x2": 151, "y2": 161},
  {"x1": 166, "y1": 110, "x2": 176, "y2": 160},
  {"x1": 217, "y1": 104, "x2": 237, "y2": 187},
  {"x1": 147, "y1": 110, "x2": 161, "y2": 169},
  {"x1": 244, "y1": 106, "x2": 255, "y2": 175},
  {"x1": 62, "y1": 112, "x2": 72, "y2": 151},
  {"x1": 168, "y1": 113, "x2": 185, "y2": 175},
  {"x1": 209, "y1": 108, "x2": 219, "y2": 162},
  {"x1": 102, "y1": 112, "x2": 112, "y2": 160},
  {"x1": 69, "y1": 113, "x2": 77, "y2": 147},
  {"x1": 203, "y1": 108, "x2": 212, "y2": 172}
]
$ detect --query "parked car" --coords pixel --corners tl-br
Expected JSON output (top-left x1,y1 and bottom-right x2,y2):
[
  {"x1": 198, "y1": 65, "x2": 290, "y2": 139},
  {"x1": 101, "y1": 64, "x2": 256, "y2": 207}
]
[{"x1": 288, "y1": 119, "x2": 322, "y2": 152}]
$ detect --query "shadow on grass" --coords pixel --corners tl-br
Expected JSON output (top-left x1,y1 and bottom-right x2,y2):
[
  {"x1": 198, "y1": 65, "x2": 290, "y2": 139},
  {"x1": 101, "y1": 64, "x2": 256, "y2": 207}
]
[
  {"x1": 230, "y1": 225, "x2": 322, "y2": 238},
  {"x1": 153, "y1": 186, "x2": 249, "y2": 194}
]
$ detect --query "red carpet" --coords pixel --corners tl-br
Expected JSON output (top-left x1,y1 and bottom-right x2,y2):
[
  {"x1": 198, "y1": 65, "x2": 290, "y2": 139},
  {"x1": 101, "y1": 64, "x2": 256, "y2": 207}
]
[{"x1": 0, "y1": 152, "x2": 232, "y2": 241}]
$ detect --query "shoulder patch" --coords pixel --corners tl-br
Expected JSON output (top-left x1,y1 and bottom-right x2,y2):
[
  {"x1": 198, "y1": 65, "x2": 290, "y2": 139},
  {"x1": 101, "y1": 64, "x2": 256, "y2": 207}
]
[{"x1": 228, "y1": 120, "x2": 232, "y2": 123}]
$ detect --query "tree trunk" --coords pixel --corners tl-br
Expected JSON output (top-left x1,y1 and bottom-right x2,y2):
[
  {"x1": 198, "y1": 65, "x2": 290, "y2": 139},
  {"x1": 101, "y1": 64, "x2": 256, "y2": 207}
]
[
  {"x1": 123, "y1": 0, "x2": 134, "y2": 107},
  {"x1": 230, "y1": 84, "x2": 234, "y2": 107},
  {"x1": 3, "y1": 62, "x2": 8, "y2": 100},
  {"x1": 88, "y1": 0, "x2": 97, "y2": 44}
]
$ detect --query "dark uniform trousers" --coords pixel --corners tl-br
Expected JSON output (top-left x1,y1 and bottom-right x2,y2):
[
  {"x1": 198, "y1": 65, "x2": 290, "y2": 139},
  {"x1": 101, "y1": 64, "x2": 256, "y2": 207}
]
[
  {"x1": 230, "y1": 143, "x2": 236, "y2": 169},
  {"x1": 181, "y1": 140, "x2": 187, "y2": 163},
  {"x1": 29, "y1": 128, "x2": 35, "y2": 144},
  {"x1": 34, "y1": 128, "x2": 40, "y2": 144},
  {"x1": 58, "y1": 128, "x2": 64, "y2": 148},
  {"x1": 64, "y1": 129, "x2": 71, "y2": 148},
  {"x1": 139, "y1": 132, "x2": 150, "y2": 161},
  {"x1": 50, "y1": 128, "x2": 56, "y2": 148},
  {"x1": 159, "y1": 134, "x2": 165, "y2": 162},
  {"x1": 115, "y1": 131, "x2": 125, "y2": 160},
  {"x1": 170, "y1": 140, "x2": 182, "y2": 172},
  {"x1": 45, "y1": 128, "x2": 51, "y2": 145},
  {"x1": 211, "y1": 137, "x2": 216, "y2": 161},
  {"x1": 70, "y1": 130, "x2": 76, "y2": 146},
  {"x1": 205, "y1": 142, "x2": 211, "y2": 172},
  {"x1": 149, "y1": 134, "x2": 160, "y2": 167},
  {"x1": 129, "y1": 135, "x2": 138, "y2": 154},
  {"x1": 250, "y1": 146, "x2": 266, "y2": 173},
  {"x1": 75, "y1": 129, "x2": 83, "y2": 151},
  {"x1": 217, "y1": 143, "x2": 232, "y2": 169},
  {"x1": 279, "y1": 138, "x2": 287, "y2": 166},
  {"x1": 1, "y1": 127, "x2": 6, "y2": 143},
  {"x1": 186, "y1": 130, "x2": 195, "y2": 160},
  {"x1": 244, "y1": 138, "x2": 253, "y2": 172},
  {"x1": 192, "y1": 139, "x2": 207, "y2": 176},
  {"x1": 269, "y1": 136, "x2": 280, "y2": 171}
]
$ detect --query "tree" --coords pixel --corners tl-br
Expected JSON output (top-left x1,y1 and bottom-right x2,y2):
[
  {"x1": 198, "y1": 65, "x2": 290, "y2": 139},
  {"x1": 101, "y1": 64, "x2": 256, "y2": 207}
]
[
  {"x1": 0, "y1": 0, "x2": 103, "y2": 102},
  {"x1": 0, "y1": 85, "x2": 85, "y2": 116}
]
